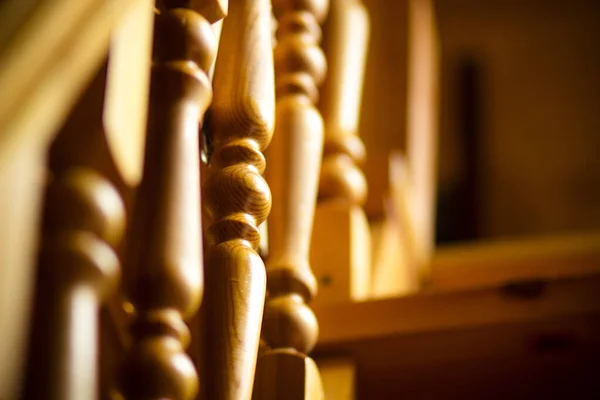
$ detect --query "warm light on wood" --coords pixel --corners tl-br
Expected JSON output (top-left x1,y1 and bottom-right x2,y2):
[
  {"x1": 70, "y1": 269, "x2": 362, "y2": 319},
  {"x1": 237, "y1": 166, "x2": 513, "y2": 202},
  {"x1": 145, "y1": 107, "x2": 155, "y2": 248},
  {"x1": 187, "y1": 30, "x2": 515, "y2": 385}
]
[
  {"x1": 26, "y1": 166, "x2": 124, "y2": 400},
  {"x1": 103, "y1": 0, "x2": 154, "y2": 187},
  {"x1": 254, "y1": 0, "x2": 329, "y2": 398},
  {"x1": 119, "y1": 3, "x2": 219, "y2": 399},
  {"x1": 318, "y1": 358, "x2": 356, "y2": 400},
  {"x1": 311, "y1": 0, "x2": 371, "y2": 305},
  {"x1": 0, "y1": 2, "x2": 135, "y2": 395},
  {"x1": 318, "y1": 0, "x2": 369, "y2": 206},
  {"x1": 405, "y1": 0, "x2": 439, "y2": 280},
  {"x1": 201, "y1": 0, "x2": 274, "y2": 398}
]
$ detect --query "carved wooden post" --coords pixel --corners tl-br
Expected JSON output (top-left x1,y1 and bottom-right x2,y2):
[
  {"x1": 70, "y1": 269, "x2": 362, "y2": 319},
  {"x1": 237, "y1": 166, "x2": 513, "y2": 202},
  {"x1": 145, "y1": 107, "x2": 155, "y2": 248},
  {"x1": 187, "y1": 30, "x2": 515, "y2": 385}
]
[
  {"x1": 119, "y1": 2, "x2": 224, "y2": 399},
  {"x1": 200, "y1": 0, "x2": 274, "y2": 397},
  {"x1": 23, "y1": 2, "x2": 155, "y2": 397},
  {"x1": 24, "y1": 160, "x2": 125, "y2": 400},
  {"x1": 253, "y1": 0, "x2": 329, "y2": 398},
  {"x1": 310, "y1": 0, "x2": 371, "y2": 303}
]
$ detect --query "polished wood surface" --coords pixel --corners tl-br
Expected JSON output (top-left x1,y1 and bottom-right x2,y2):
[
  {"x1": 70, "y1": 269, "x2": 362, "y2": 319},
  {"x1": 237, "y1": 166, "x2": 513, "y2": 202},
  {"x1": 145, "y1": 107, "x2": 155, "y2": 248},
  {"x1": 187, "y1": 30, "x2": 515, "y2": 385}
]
[
  {"x1": 318, "y1": 0, "x2": 369, "y2": 206},
  {"x1": 404, "y1": 0, "x2": 438, "y2": 279},
  {"x1": 311, "y1": 0, "x2": 371, "y2": 305},
  {"x1": 26, "y1": 166, "x2": 124, "y2": 400},
  {"x1": 0, "y1": 2, "x2": 135, "y2": 396},
  {"x1": 119, "y1": 2, "x2": 218, "y2": 398},
  {"x1": 24, "y1": 67, "x2": 129, "y2": 400},
  {"x1": 103, "y1": 0, "x2": 154, "y2": 187},
  {"x1": 316, "y1": 274, "x2": 600, "y2": 346},
  {"x1": 311, "y1": 203, "x2": 372, "y2": 304},
  {"x1": 201, "y1": 0, "x2": 274, "y2": 398},
  {"x1": 318, "y1": 358, "x2": 355, "y2": 400},
  {"x1": 3, "y1": 1, "x2": 600, "y2": 398},
  {"x1": 254, "y1": 0, "x2": 328, "y2": 398},
  {"x1": 430, "y1": 233, "x2": 600, "y2": 292},
  {"x1": 358, "y1": 0, "x2": 410, "y2": 217}
]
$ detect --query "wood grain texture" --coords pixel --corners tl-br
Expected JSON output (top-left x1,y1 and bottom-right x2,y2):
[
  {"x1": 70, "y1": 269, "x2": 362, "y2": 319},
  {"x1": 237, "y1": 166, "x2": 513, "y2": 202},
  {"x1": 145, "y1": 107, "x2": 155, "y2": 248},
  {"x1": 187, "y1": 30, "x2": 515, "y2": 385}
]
[
  {"x1": 254, "y1": 0, "x2": 329, "y2": 398},
  {"x1": 119, "y1": 4, "x2": 218, "y2": 399},
  {"x1": 200, "y1": 0, "x2": 274, "y2": 398},
  {"x1": 318, "y1": 0, "x2": 369, "y2": 206}
]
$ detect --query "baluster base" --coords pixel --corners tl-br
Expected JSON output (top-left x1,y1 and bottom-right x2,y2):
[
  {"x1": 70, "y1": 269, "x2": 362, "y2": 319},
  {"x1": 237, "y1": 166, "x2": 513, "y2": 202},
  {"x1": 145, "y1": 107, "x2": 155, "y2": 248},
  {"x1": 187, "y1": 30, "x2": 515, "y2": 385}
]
[{"x1": 253, "y1": 349, "x2": 324, "y2": 400}]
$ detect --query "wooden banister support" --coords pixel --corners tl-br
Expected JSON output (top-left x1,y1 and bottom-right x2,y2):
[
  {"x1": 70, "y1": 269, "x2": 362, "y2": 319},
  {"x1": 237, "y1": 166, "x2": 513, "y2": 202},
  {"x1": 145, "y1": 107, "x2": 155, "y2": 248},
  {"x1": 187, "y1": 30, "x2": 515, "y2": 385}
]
[
  {"x1": 25, "y1": 158, "x2": 125, "y2": 400},
  {"x1": 404, "y1": 0, "x2": 439, "y2": 280},
  {"x1": 311, "y1": 0, "x2": 371, "y2": 304},
  {"x1": 253, "y1": 0, "x2": 329, "y2": 398},
  {"x1": 318, "y1": 0, "x2": 369, "y2": 207},
  {"x1": 0, "y1": 2, "x2": 143, "y2": 397},
  {"x1": 25, "y1": 166, "x2": 124, "y2": 400},
  {"x1": 24, "y1": 2, "x2": 154, "y2": 397},
  {"x1": 200, "y1": 0, "x2": 274, "y2": 398},
  {"x1": 119, "y1": 2, "x2": 223, "y2": 399}
]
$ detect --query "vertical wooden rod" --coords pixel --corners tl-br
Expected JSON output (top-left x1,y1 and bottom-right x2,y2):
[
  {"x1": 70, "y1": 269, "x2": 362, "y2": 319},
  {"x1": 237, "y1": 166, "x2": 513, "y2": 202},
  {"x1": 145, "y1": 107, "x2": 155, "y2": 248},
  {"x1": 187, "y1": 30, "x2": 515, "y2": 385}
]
[
  {"x1": 318, "y1": 0, "x2": 369, "y2": 207},
  {"x1": 119, "y1": 1, "x2": 224, "y2": 398},
  {"x1": 254, "y1": 0, "x2": 329, "y2": 398},
  {"x1": 25, "y1": 166, "x2": 125, "y2": 400},
  {"x1": 201, "y1": 0, "x2": 275, "y2": 397}
]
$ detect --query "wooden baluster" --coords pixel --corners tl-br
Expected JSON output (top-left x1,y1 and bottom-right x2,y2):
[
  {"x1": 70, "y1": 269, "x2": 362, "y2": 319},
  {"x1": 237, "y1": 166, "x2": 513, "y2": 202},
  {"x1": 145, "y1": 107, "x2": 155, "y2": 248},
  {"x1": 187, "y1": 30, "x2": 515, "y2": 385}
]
[
  {"x1": 318, "y1": 0, "x2": 368, "y2": 205},
  {"x1": 24, "y1": 160, "x2": 125, "y2": 400},
  {"x1": 200, "y1": 0, "x2": 274, "y2": 397},
  {"x1": 310, "y1": 0, "x2": 371, "y2": 303},
  {"x1": 1, "y1": 2, "x2": 146, "y2": 398},
  {"x1": 23, "y1": 1, "x2": 156, "y2": 395},
  {"x1": 118, "y1": 2, "x2": 224, "y2": 399},
  {"x1": 253, "y1": 0, "x2": 329, "y2": 398},
  {"x1": 23, "y1": 70, "x2": 129, "y2": 400}
]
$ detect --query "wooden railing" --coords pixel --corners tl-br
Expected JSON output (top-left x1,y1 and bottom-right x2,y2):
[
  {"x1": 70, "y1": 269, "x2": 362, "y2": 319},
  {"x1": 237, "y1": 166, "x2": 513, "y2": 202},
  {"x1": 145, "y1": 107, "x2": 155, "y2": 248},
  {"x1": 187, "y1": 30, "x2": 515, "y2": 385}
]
[
  {"x1": 0, "y1": 0, "x2": 444, "y2": 399},
  {"x1": 118, "y1": 1, "x2": 222, "y2": 399},
  {"x1": 253, "y1": 0, "x2": 329, "y2": 398},
  {"x1": 201, "y1": 0, "x2": 273, "y2": 398}
]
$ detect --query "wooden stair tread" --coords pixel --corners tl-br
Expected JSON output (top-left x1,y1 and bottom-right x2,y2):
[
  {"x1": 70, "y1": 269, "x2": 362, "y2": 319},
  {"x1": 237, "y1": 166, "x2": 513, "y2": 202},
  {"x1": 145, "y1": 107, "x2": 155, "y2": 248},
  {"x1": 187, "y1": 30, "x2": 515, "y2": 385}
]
[{"x1": 315, "y1": 274, "x2": 600, "y2": 347}]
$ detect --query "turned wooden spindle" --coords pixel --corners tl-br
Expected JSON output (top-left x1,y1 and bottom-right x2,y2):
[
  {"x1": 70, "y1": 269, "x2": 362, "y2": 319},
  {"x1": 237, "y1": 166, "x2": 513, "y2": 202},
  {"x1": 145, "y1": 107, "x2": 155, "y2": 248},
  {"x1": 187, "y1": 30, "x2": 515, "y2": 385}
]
[
  {"x1": 318, "y1": 0, "x2": 369, "y2": 206},
  {"x1": 310, "y1": 0, "x2": 371, "y2": 303},
  {"x1": 200, "y1": 0, "x2": 274, "y2": 397},
  {"x1": 119, "y1": 2, "x2": 223, "y2": 399},
  {"x1": 253, "y1": 0, "x2": 329, "y2": 398},
  {"x1": 24, "y1": 142, "x2": 125, "y2": 400}
]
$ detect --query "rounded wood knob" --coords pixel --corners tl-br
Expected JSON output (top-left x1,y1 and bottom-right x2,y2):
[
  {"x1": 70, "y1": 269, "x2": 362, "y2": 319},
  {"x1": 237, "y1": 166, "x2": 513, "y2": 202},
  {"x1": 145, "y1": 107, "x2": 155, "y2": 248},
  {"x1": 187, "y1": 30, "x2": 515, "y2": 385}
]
[
  {"x1": 319, "y1": 153, "x2": 367, "y2": 205},
  {"x1": 154, "y1": 8, "x2": 217, "y2": 70},
  {"x1": 262, "y1": 293, "x2": 318, "y2": 354},
  {"x1": 120, "y1": 336, "x2": 198, "y2": 400}
]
